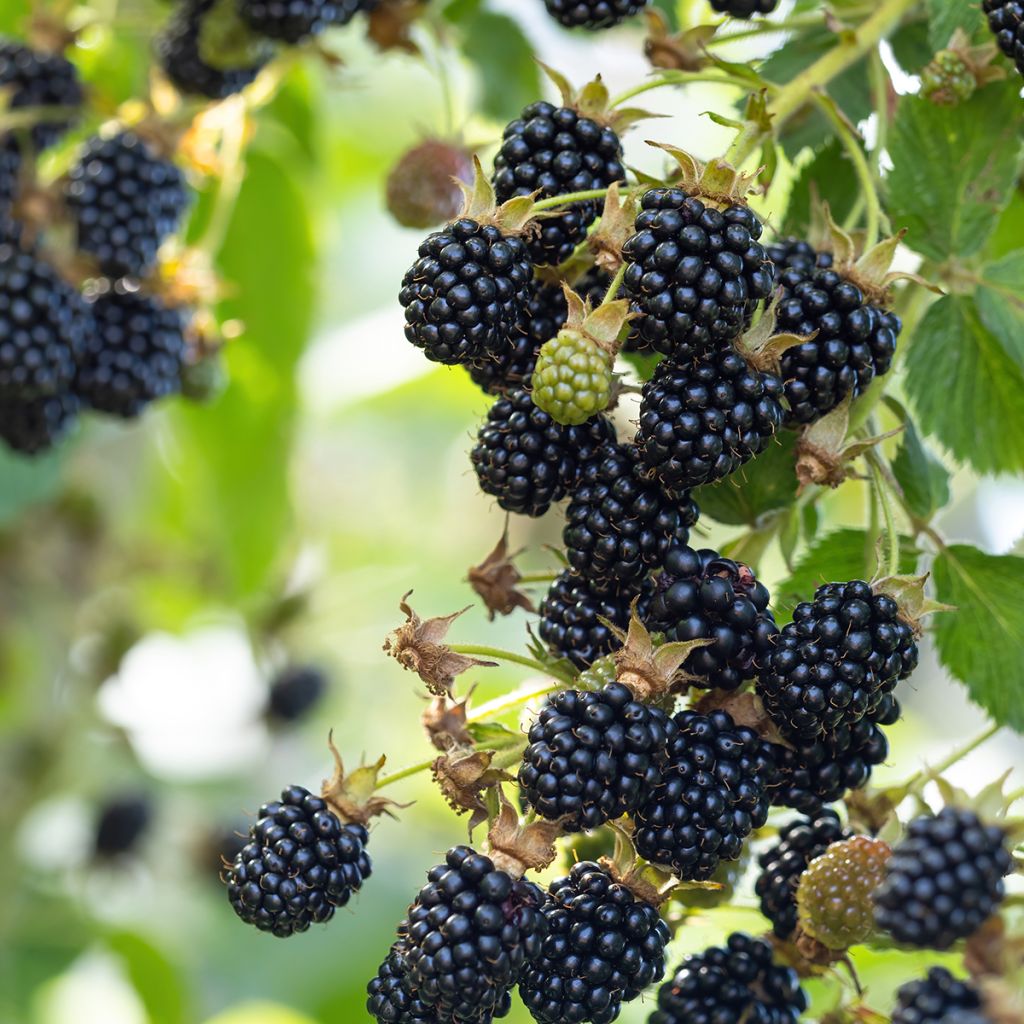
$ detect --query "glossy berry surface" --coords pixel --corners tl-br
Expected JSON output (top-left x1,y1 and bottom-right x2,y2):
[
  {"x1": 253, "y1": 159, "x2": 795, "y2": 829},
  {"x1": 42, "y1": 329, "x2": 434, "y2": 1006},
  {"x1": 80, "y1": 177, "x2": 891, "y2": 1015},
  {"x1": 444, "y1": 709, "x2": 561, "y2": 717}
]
[
  {"x1": 891, "y1": 967, "x2": 986, "y2": 1024},
  {"x1": 542, "y1": 0, "x2": 648, "y2": 30},
  {"x1": 238, "y1": 0, "x2": 372, "y2": 43},
  {"x1": 984, "y1": 0, "x2": 1024, "y2": 75},
  {"x1": 709, "y1": 0, "x2": 779, "y2": 16},
  {"x1": 367, "y1": 943, "x2": 443, "y2": 1024}
]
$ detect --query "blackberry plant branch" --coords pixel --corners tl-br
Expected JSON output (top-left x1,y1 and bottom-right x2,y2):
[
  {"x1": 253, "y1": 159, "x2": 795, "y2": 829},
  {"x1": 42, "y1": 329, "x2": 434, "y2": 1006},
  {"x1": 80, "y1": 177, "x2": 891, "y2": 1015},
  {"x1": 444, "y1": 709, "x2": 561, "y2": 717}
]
[
  {"x1": 609, "y1": 71, "x2": 774, "y2": 108},
  {"x1": 532, "y1": 188, "x2": 612, "y2": 211},
  {"x1": 868, "y1": 452, "x2": 901, "y2": 577},
  {"x1": 602, "y1": 263, "x2": 627, "y2": 306},
  {"x1": 449, "y1": 644, "x2": 575, "y2": 684}
]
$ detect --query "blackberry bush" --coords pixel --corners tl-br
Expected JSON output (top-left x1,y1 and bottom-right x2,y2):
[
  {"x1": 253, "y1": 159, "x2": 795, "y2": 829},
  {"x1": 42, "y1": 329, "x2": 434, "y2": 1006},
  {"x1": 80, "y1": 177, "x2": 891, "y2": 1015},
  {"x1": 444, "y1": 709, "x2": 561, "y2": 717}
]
[{"x1": 542, "y1": 0, "x2": 649, "y2": 30}]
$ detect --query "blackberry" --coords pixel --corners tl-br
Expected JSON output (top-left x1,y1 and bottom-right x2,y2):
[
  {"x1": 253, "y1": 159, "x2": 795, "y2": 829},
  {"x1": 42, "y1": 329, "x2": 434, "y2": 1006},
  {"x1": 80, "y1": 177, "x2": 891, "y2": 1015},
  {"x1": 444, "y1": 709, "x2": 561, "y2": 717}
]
[
  {"x1": 518, "y1": 681, "x2": 676, "y2": 832},
  {"x1": 0, "y1": 144, "x2": 20, "y2": 213},
  {"x1": 65, "y1": 131, "x2": 190, "y2": 279},
  {"x1": 635, "y1": 348, "x2": 784, "y2": 495},
  {"x1": 892, "y1": 968, "x2": 986, "y2": 1024},
  {"x1": 401, "y1": 846, "x2": 545, "y2": 1021},
  {"x1": 267, "y1": 664, "x2": 327, "y2": 722},
  {"x1": 873, "y1": 807, "x2": 1012, "y2": 950},
  {"x1": 238, "y1": 0, "x2": 373, "y2": 43},
  {"x1": 224, "y1": 784, "x2": 371, "y2": 937},
  {"x1": 543, "y1": 0, "x2": 648, "y2": 28},
  {"x1": 709, "y1": 0, "x2": 779, "y2": 17},
  {"x1": 519, "y1": 860, "x2": 670, "y2": 1024},
  {"x1": 645, "y1": 544, "x2": 777, "y2": 691},
  {"x1": 622, "y1": 188, "x2": 773, "y2": 359},
  {"x1": 0, "y1": 391, "x2": 80, "y2": 455},
  {"x1": 388, "y1": 139, "x2": 474, "y2": 231},
  {"x1": 632, "y1": 708, "x2": 775, "y2": 881},
  {"x1": 470, "y1": 386, "x2": 615, "y2": 517},
  {"x1": 493, "y1": 101, "x2": 624, "y2": 266},
  {"x1": 367, "y1": 944, "x2": 443, "y2": 1024},
  {"x1": 0, "y1": 40, "x2": 83, "y2": 154},
  {"x1": 984, "y1": 0, "x2": 1024, "y2": 76},
  {"x1": 400, "y1": 218, "x2": 533, "y2": 365},
  {"x1": 756, "y1": 580, "x2": 918, "y2": 740},
  {"x1": 755, "y1": 808, "x2": 849, "y2": 939},
  {"x1": 564, "y1": 442, "x2": 699, "y2": 593},
  {"x1": 78, "y1": 287, "x2": 188, "y2": 418},
  {"x1": 94, "y1": 793, "x2": 153, "y2": 859},
  {"x1": 651, "y1": 932, "x2": 807, "y2": 1024},
  {"x1": 766, "y1": 237, "x2": 833, "y2": 276}
]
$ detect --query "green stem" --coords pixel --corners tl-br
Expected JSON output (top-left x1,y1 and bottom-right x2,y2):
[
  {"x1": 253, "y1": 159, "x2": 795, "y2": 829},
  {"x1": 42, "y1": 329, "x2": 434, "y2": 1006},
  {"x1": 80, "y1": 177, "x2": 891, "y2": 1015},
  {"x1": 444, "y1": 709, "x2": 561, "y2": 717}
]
[
  {"x1": 867, "y1": 452, "x2": 901, "y2": 576},
  {"x1": 602, "y1": 263, "x2": 627, "y2": 306},
  {"x1": 918, "y1": 721, "x2": 1002, "y2": 782},
  {"x1": 517, "y1": 571, "x2": 559, "y2": 584},
  {"x1": 609, "y1": 72, "x2": 764, "y2": 108},
  {"x1": 708, "y1": 13, "x2": 824, "y2": 44},
  {"x1": 533, "y1": 189, "x2": 611, "y2": 212},
  {"x1": 449, "y1": 644, "x2": 574, "y2": 684},
  {"x1": 377, "y1": 757, "x2": 437, "y2": 789}
]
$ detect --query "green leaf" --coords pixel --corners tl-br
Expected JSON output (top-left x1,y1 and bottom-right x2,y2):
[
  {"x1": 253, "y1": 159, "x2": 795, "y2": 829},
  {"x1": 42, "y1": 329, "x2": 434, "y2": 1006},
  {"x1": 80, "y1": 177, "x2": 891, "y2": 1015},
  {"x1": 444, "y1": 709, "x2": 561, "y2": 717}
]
[
  {"x1": 888, "y1": 400, "x2": 951, "y2": 522},
  {"x1": 905, "y1": 295, "x2": 1024, "y2": 474},
  {"x1": 887, "y1": 83, "x2": 1024, "y2": 262},
  {"x1": 461, "y1": 12, "x2": 541, "y2": 124},
  {"x1": 985, "y1": 185, "x2": 1024, "y2": 261},
  {"x1": 932, "y1": 545, "x2": 1024, "y2": 731},
  {"x1": 927, "y1": 0, "x2": 984, "y2": 49},
  {"x1": 976, "y1": 250, "x2": 1024, "y2": 368},
  {"x1": 107, "y1": 931, "x2": 189, "y2": 1024},
  {"x1": 890, "y1": 16, "x2": 935, "y2": 74},
  {"x1": 782, "y1": 138, "x2": 859, "y2": 238}
]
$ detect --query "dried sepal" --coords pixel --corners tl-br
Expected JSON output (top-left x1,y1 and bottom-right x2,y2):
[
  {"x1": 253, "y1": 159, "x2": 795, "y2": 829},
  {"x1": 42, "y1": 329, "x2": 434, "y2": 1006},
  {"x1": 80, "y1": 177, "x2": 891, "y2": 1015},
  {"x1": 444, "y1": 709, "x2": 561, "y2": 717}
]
[
  {"x1": 536, "y1": 63, "x2": 657, "y2": 135},
  {"x1": 562, "y1": 283, "x2": 633, "y2": 357},
  {"x1": 467, "y1": 528, "x2": 535, "y2": 621},
  {"x1": 422, "y1": 692, "x2": 475, "y2": 751},
  {"x1": 739, "y1": 292, "x2": 816, "y2": 375},
  {"x1": 433, "y1": 747, "x2": 513, "y2": 834},
  {"x1": 646, "y1": 142, "x2": 760, "y2": 207},
  {"x1": 322, "y1": 735, "x2": 407, "y2": 826},
  {"x1": 693, "y1": 689, "x2": 792, "y2": 747},
  {"x1": 456, "y1": 156, "x2": 539, "y2": 235},
  {"x1": 965, "y1": 916, "x2": 1024, "y2": 981},
  {"x1": 932, "y1": 772, "x2": 1024, "y2": 844},
  {"x1": 978, "y1": 976, "x2": 1024, "y2": 1024},
  {"x1": 643, "y1": 10, "x2": 715, "y2": 72},
  {"x1": 844, "y1": 784, "x2": 910, "y2": 838},
  {"x1": 588, "y1": 182, "x2": 640, "y2": 274},
  {"x1": 871, "y1": 573, "x2": 954, "y2": 635},
  {"x1": 384, "y1": 591, "x2": 496, "y2": 696},
  {"x1": 487, "y1": 791, "x2": 564, "y2": 877}
]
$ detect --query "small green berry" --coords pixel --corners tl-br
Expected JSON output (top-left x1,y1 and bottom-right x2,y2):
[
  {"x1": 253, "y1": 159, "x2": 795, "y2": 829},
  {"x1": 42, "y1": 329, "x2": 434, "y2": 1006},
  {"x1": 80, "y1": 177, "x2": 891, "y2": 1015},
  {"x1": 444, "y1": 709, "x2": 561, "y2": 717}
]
[
  {"x1": 531, "y1": 329, "x2": 613, "y2": 426},
  {"x1": 920, "y1": 51, "x2": 977, "y2": 105},
  {"x1": 577, "y1": 654, "x2": 617, "y2": 691}
]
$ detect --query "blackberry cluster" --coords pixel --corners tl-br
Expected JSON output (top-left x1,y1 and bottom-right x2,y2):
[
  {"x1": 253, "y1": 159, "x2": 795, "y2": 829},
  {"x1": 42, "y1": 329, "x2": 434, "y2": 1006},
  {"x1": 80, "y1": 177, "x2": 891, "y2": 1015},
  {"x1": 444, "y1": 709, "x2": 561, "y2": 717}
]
[
  {"x1": 622, "y1": 189, "x2": 773, "y2": 359},
  {"x1": 564, "y1": 442, "x2": 699, "y2": 593},
  {"x1": 542, "y1": 0, "x2": 648, "y2": 29},
  {"x1": 633, "y1": 708, "x2": 775, "y2": 881},
  {"x1": 709, "y1": 0, "x2": 779, "y2": 17},
  {"x1": 519, "y1": 861, "x2": 669, "y2": 1024},
  {"x1": 757, "y1": 580, "x2": 918, "y2": 740},
  {"x1": 471, "y1": 387, "x2": 615, "y2": 517},
  {"x1": 238, "y1": 0, "x2": 373, "y2": 43},
  {"x1": 368, "y1": 943, "x2": 450, "y2": 1024},
  {"x1": 635, "y1": 349, "x2": 784, "y2": 495},
  {"x1": 493, "y1": 101, "x2": 624, "y2": 266},
  {"x1": 65, "y1": 131, "x2": 190, "y2": 278},
  {"x1": 224, "y1": 785, "x2": 371, "y2": 937},
  {"x1": 0, "y1": 40, "x2": 83, "y2": 153},
  {"x1": 78, "y1": 287, "x2": 188, "y2": 418},
  {"x1": 400, "y1": 846, "x2": 546, "y2": 1022},
  {"x1": 0, "y1": 391, "x2": 80, "y2": 454},
  {"x1": 892, "y1": 968, "x2": 986, "y2": 1024},
  {"x1": 984, "y1": 0, "x2": 1024, "y2": 76},
  {"x1": 755, "y1": 808, "x2": 849, "y2": 939},
  {"x1": 94, "y1": 794, "x2": 153, "y2": 859},
  {"x1": 400, "y1": 218, "x2": 533, "y2": 365},
  {"x1": 518, "y1": 682, "x2": 675, "y2": 831},
  {"x1": 873, "y1": 807, "x2": 1012, "y2": 950},
  {"x1": 266, "y1": 664, "x2": 327, "y2": 722},
  {"x1": 651, "y1": 932, "x2": 807, "y2": 1024},
  {"x1": 645, "y1": 545, "x2": 777, "y2": 691}
]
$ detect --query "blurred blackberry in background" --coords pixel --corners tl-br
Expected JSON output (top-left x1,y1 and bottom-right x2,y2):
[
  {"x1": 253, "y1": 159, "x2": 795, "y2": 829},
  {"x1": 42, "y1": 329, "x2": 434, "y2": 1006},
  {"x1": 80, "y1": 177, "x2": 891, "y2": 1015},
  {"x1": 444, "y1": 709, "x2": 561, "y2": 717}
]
[
  {"x1": 94, "y1": 793, "x2": 153, "y2": 859},
  {"x1": 238, "y1": 0, "x2": 375, "y2": 42},
  {"x1": 709, "y1": 0, "x2": 779, "y2": 17},
  {"x1": 542, "y1": 0, "x2": 649, "y2": 32},
  {"x1": 891, "y1": 968, "x2": 986, "y2": 1024},
  {"x1": 0, "y1": 391, "x2": 80, "y2": 455},
  {"x1": 0, "y1": 40, "x2": 83, "y2": 153},
  {"x1": 387, "y1": 139, "x2": 474, "y2": 231},
  {"x1": 266, "y1": 664, "x2": 327, "y2": 723}
]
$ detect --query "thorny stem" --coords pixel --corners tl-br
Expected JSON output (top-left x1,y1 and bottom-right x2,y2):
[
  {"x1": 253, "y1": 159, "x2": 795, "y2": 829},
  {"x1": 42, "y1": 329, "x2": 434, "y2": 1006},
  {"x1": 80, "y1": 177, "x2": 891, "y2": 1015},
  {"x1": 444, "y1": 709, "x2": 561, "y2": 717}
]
[
  {"x1": 602, "y1": 264, "x2": 627, "y2": 306},
  {"x1": 533, "y1": 188, "x2": 612, "y2": 211},
  {"x1": 449, "y1": 644, "x2": 574, "y2": 684}
]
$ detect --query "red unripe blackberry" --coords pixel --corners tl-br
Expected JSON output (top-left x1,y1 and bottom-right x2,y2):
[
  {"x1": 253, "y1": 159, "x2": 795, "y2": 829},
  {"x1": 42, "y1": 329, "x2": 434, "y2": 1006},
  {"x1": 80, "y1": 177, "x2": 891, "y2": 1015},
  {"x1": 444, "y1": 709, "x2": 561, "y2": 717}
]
[
  {"x1": 635, "y1": 348, "x2": 784, "y2": 495},
  {"x1": 387, "y1": 139, "x2": 474, "y2": 231},
  {"x1": 238, "y1": 0, "x2": 374, "y2": 43},
  {"x1": 0, "y1": 40, "x2": 83, "y2": 154},
  {"x1": 266, "y1": 663, "x2": 327, "y2": 723},
  {"x1": 401, "y1": 846, "x2": 546, "y2": 1022},
  {"x1": 367, "y1": 943, "x2": 446, "y2": 1024},
  {"x1": 892, "y1": 968, "x2": 987, "y2": 1024},
  {"x1": 518, "y1": 681, "x2": 676, "y2": 832},
  {"x1": 645, "y1": 544, "x2": 777, "y2": 691},
  {"x1": 471, "y1": 386, "x2": 615, "y2": 517},
  {"x1": 755, "y1": 809, "x2": 849, "y2": 939},
  {"x1": 564, "y1": 442, "x2": 700, "y2": 594},
  {"x1": 873, "y1": 807, "x2": 1012, "y2": 950},
  {"x1": 709, "y1": 0, "x2": 779, "y2": 17},
  {"x1": 756, "y1": 579, "x2": 918, "y2": 740},
  {"x1": 493, "y1": 101, "x2": 624, "y2": 266},
  {"x1": 984, "y1": 0, "x2": 1024, "y2": 76},
  {"x1": 519, "y1": 860, "x2": 670, "y2": 1024},
  {"x1": 400, "y1": 218, "x2": 533, "y2": 366},
  {"x1": 651, "y1": 932, "x2": 807, "y2": 1024},
  {"x1": 622, "y1": 189, "x2": 773, "y2": 359},
  {"x1": 224, "y1": 784, "x2": 371, "y2": 937},
  {"x1": 0, "y1": 390, "x2": 80, "y2": 455},
  {"x1": 543, "y1": 0, "x2": 648, "y2": 29},
  {"x1": 633, "y1": 708, "x2": 776, "y2": 881},
  {"x1": 94, "y1": 793, "x2": 153, "y2": 859}
]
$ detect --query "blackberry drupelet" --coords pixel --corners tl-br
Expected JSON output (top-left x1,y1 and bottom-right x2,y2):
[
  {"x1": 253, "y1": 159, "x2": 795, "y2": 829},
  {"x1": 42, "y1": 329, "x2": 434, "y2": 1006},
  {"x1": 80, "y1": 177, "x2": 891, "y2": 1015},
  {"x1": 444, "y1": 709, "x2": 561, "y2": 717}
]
[
  {"x1": 635, "y1": 348, "x2": 784, "y2": 494},
  {"x1": 892, "y1": 968, "x2": 986, "y2": 1024},
  {"x1": 633, "y1": 708, "x2": 775, "y2": 881},
  {"x1": 651, "y1": 932, "x2": 807, "y2": 1024},
  {"x1": 0, "y1": 40, "x2": 83, "y2": 153},
  {"x1": 766, "y1": 237, "x2": 833, "y2": 277},
  {"x1": 400, "y1": 218, "x2": 533, "y2": 365},
  {"x1": 238, "y1": 0, "x2": 374, "y2": 43},
  {"x1": 0, "y1": 391, "x2": 79, "y2": 455},
  {"x1": 0, "y1": 144, "x2": 20, "y2": 212},
  {"x1": 645, "y1": 544, "x2": 776, "y2": 691},
  {"x1": 65, "y1": 131, "x2": 190, "y2": 278},
  {"x1": 756, "y1": 579, "x2": 918, "y2": 740},
  {"x1": 755, "y1": 808, "x2": 849, "y2": 939},
  {"x1": 402, "y1": 846, "x2": 545, "y2": 1022},
  {"x1": 224, "y1": 784, "x2": 371, "y2": 937},
  {"x1": 471, "y1": 386, "x2": 615, "y2": 517},
  {"x1": 519, "y1": 860, "x2": 670, "y2": 1024},
  {"x1": 873, "y1": 807, "x2": 1012, "y2": 950},
  {"x1": 367, "y1": 944, "x2": 443, "y2": 1024},
  {"x1": 564, "y1": 442, "x2": 700, "y2": 593},
  {"x1": 709, "y1": 0, "x2": 779, "y2": 17},
  {"x1": 543, "y1": 0, "x2": 648, "y2": 30},
  {"x1": 622, "y1": 188, "x2": 773, "y2": 359},
  {"x1": 94, "y1": 793, "x2": 153, "y2": 858},
  {"x1": 78, "y1": 287, "x2": 188, "y2": 418},
  {"x1": 267, "y1": 664, "x2": 328, "y2": 722},
  {"x1": 493, "y1": 100, "x2": 624, "y2": 266},
  {"x1": 518, "y1": 682, "x2": 676, "y2": 832},
  {"x1": 983, "y1": 0, "x2": 1024, "y2": 76}
]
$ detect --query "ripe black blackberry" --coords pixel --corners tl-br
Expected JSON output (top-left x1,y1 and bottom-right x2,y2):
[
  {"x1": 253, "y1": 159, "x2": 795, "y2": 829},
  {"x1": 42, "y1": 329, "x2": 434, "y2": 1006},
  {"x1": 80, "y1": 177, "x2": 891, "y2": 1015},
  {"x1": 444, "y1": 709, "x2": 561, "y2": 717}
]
[
  {"x1": 493, "y1": 101, "x2": 624, "y2": 266},
  {"x1": 518, "y1": 681, "x2": 676, "y2": 832},
  {"x1": 0, "y1": 40, "x2": 83, "y2": 153},
  {"x1": 65, "y1": 131, "x2": 190, "y2": 279},
  {"x1": 709, "y1": 0, "x2": 779, "y2": 17},
  {"x1": 633, "y1": 708, "x2": 776, "y2": 881},
  {"x1": 543, "y1": 0, "x2": 648, "y2": 29},
  {"x1": 224, "y1": 784, "x2": 371, "y2": 937},
  {"x1": 400, "y1": 218, "x2": 533, "y2": 366},
  {"x1": 267, "y1": 664, "x2": 327, "y2": 723},
  {"x1": 755, "y1": 808, "x2": 849, "y2": 939},
  {"x1": 94, "y1": 793, "x2": 153, "y2": 859},
  {"x1": 78, "y1": 287, "x2": 188, "y2": 418},
  {"x1": 0, "y1": 391, "x2": 80, "y2": 455},
  {"x1": 757, "y1": 580, "x2": 919, "y2": 740},
  {"x1": 635, "y1": 348, "x2": 784, "y2": 495},
  {"x1": 767, "y1": 237, "x2": 834, "y2": 277},
  {"x1": 238, "y1": 0, "x2": 374, "y2": 42},
  {"x1": 622, "y1": 188, "x2": 773, "y2": 359},
  {"x1": 519, "y1": 860, "x2": 670, "y2": 1024},
  {"x1": 651, "y1": 932, "x2": 807, "y2": 1024},
  {"x1": 645, "y1": 544, "x2": 776, "y2": 691},
  {"x1": 564, "y1": 441, "x2": 700, "y2": 594},
  {"x1": 401, "y1": 846, "x2": 545, "y2": 1021},
  {"x1": 873, "y1": 807, "x2": 1012, "y2": 950},
  {"x1": 984, "y1": 0, "x2": 1024, "y2": 76},
  {"x1": 0, "y1": 145, "x2": 20, "y2": 213},
  {"x1": 367, "y1": 943, "x2": 445, "y2": 1024},
  {"x1": 471, "y1": 387, "x2": 615, "y2": 517},
  {"x1": 892, "y1": 968, "x2": 986, "y2": 1024}
]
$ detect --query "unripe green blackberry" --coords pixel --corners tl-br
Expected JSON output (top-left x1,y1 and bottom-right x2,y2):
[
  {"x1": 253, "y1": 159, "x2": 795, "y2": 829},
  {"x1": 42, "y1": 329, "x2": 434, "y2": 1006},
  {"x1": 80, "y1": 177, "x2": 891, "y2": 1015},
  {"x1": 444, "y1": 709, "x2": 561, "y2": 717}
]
[
  {"x1": 531, "y1": 329, "x2": 613, "y2": 426},
  {"x1": 920, "y1": 51, "x2": 978, "y2": 105},
  {"x1": 796, "y1": 835, "x2": 890, "y2": 949}
]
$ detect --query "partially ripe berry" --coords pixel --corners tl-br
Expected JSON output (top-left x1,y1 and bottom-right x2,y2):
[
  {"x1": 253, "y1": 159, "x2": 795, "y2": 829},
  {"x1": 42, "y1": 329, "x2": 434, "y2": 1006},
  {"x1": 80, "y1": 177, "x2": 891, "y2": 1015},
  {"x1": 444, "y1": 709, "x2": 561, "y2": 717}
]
[
  {"x1": 386, "y1": 140, "x2": 474, "y2": 230},
  {"x1": 531, "y1": 329, "x2": 613, "y2": 426}
]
